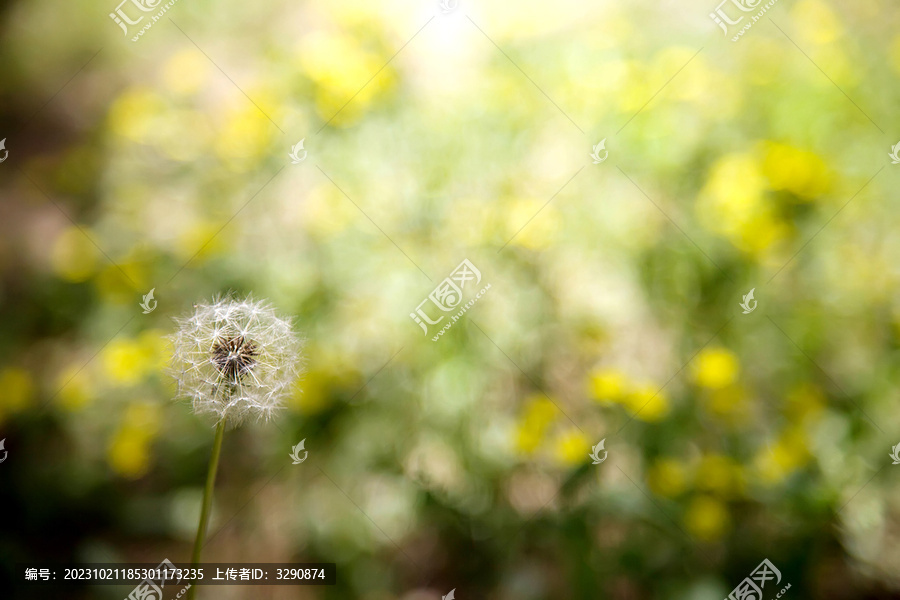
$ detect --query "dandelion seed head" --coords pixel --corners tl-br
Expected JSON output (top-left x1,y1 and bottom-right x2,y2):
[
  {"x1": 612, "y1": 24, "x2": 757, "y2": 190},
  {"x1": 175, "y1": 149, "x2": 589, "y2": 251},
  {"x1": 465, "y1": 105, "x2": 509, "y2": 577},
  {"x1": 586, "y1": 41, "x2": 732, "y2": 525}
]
[{"x1": 169, "y1": 295, "x2": 303, "y2": 425}]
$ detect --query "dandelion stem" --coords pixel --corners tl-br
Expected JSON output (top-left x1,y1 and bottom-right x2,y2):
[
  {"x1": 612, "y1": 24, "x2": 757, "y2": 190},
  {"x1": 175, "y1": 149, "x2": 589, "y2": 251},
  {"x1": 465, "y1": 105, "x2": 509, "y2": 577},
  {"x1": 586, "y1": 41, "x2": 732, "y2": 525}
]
[{"x1": 186, "y1": 417, "x2": 226, "y2": 600}]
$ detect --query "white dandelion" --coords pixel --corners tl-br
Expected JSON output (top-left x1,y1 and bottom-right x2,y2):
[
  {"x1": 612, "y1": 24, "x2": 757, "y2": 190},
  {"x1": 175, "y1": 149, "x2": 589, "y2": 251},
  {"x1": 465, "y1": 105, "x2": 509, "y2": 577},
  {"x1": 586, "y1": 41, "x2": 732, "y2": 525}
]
[
  {"x1": 169, "y1": 295, "x2": 303, "y2": 425},
  {"x1": 169, "y1": 295, "x2": 303, "y2": 587}
]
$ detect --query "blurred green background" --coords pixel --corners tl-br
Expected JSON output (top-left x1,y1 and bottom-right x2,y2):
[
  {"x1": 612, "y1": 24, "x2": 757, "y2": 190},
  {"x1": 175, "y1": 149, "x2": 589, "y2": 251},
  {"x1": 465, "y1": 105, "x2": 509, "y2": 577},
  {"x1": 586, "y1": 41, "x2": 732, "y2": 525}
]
[{"x1": 1, "y1": 0, "x2": 900, "y2": 597}]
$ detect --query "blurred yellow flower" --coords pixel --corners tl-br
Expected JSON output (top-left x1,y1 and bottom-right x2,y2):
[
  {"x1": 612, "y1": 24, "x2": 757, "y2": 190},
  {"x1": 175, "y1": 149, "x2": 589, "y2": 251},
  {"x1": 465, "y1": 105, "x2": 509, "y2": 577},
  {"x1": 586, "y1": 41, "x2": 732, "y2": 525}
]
[
  {"x1": 103, "y1": 337, "x2": 158, "y2": 386},
  {"x1": 124, "y1": 402, "x2": 162, "y2": 437},
  {"x1": 55, "y1": 364, "x2": 93, "y2": 412},
  {"x1": 704, "y1": 384, "x2": 751, "y2": 425},
  {"x1": 299, "y1": 31, "x2": 392, "y2": 126},
  {"x1": 695, "y1": 454, "x2": 744, "y2": 498},
  {"x1": 138, "y1": 329, "x2": 170, "y2": 375},
  {"x1": 215, "y1": 106, "x2": 274, "y2": 167},
  {"x1": 107, "y1": 87, "x2": 166, "y2": 142},
  {"x1": 515, "y1": 396, "x2": 558, "y2": 454},
  {"x1": 624, "y1": 384, "x2": 670, "y2": 422},
  {"x1": 701, "y1": 153, "x2": 766, "y2": 213},
  {"x1": 51, "y1": 226, "x2": 99, "y2": 282},
  {"x1": 174, "y1": 221, "x2": 225, "y2": 264},
  {"x1": 762, "y1": 142, "x2": 830, "y2": 199},
  {"x1": 303, "y1": 182, "x2": 358, "y2": 239},
  {"x1": 891, "y1": 35, "x2": 900, "y2": 75},
  {"x1": 162, "y1": 49, "x2": 211, "y2": 96},
  {"x1": 791, "y1": 0, "x2": 844, "y2": 46},
  {"x1": 684, "y1": 495, "x2": 730, "y2": 541},
  {"x1": 588, "y1": 368, "x2": 629, "y2": 405},
  {"x1": 290, "y1": 370, "x2": 334, "y2": 415},
  {"x1": 692, "y1": 347, "x2": 739, "y2": 390},
  {"x1": 107, "y1": 402, "x2": 162, "y2": 478},
  {"x1": 647, "y1": 458, "x2": 687, "y2": 498},
  {"x1": 503, "y1": 198, "x2": 560, "y2": 251},
  {"x1": 785, "y1": 382, "x2": 825, "y2": 423},
  {"x1": 753, "y1": 428, "x2": 812, "y2": 485},
  {"x1": 94, "y1": 262, "x2": 148, "y2": 304},
  {"x1": 696, "y1": 153, "x2": 789, "y2": 259},
  {"x1": 107, "y1": 427, "x2": 153, "y2": 479},
  {"x1": 0, "y1": 367, "x2": 35, "y2": 423},
  {"x1": 553, "y1": 429, "x2": 591, "y2": 466}
]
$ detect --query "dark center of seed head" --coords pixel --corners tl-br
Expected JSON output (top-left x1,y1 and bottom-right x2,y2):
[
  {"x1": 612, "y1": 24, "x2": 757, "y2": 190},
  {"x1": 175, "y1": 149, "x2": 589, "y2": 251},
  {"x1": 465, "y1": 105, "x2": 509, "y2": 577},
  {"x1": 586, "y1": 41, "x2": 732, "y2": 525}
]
[{"x1": 211, "y1": 335, "x2": 258, "y2": 382}]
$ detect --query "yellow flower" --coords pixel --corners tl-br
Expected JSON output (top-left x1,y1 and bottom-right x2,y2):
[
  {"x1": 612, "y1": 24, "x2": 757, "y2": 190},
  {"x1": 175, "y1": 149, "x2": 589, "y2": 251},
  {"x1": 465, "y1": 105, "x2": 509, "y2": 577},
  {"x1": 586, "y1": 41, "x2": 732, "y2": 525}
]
[
  {"x1": 624, "y1": 384, "x2": 670, "y2": 422},
  {"x1": 695, "y1": 454, "x2": 744, "y2": 498},
  {"x1": 55, "y1": 364, "x2": 93, "y2": 412},
  {"x1": 753, "y1": 428, "x2": 812, "y2": 485},
  {"x1": 162, "y1": 49, "x2": 210, "y2": 96},
  {"x1": 107, "y1": 87, "x2": 166, "y2": 142},
  {"x1": 174, "y1": 221, "x2": 225, "y2": 264},
  {"x1": 588, "y1": 369, "x2": 629, "y2": 405},
  {"x1": 784, "y1": 382, "x2": 825, "y2": 423},
  {"x1": 684, "y1": 495, "x2": 730, "y2": 541},
  {"x1": 139, "y1": 329, "x2": 170, "y2": 375},
  {"x1": 699, "y1": 153, "x2": 767, "y2": 224},
  {"x1": 0, "y1": 367, "x2": 35, "y2": 423},
  {"x1": 762, "y1": 142, "x2": 830, "y2": 199},
  {"x1": 515, "y1": 396, "x2": 558, "y2": 454},
  {"x1": 107, "y1": 427, "x2": 152, "y2": 479},
  {"x1": 791, "y1": 0, "x2": 844, "y2": 46},
  {"x1": 289, "y1": 370, "x2": 334, "y2": 415},
  {"x1": 298, "y1": 31, "x2": 392, "y2": 126},
  {"x1": 502, "y1": 198, "x2": 560, "y2": 251},
  {"x1": 303, "y1": 182, "x2": 358, "y2": 239},
  {"x1": 94, "y1": 262, "x2": 148, "y2": 304},
  {"x1": 124, "y1": 402, "x2": 162, "y2": 437},
  {"x1": 107, "y1": 402, "x2": 161, "y2": 479},
  {"x1": 51, "y1": 226, "x2": 99, "y2": 283},
  {"x1": 214, "y1": 106, "x2": 274, "y2": 167},
  {"x1": 891, "y1": 35, "x2": 900, "y2": 75},
  {"x1": 647, "y1": 458, "x2": 687, "y2": 498},
  {"x1": 696, "y1": 152, "x2": 790, "y2": 259},
  {"x1": 103, "y1": 336, "x2": 160, "y2": 386},
  {"x1": 704, "y1": 384, "x2": 750, "y2": 422},
  {"x1": 553, "y1": 429, "x2": 591, "y2": 466},
  {"x1": 692, "y1": 347, "x2": 739, "y2": 390}
]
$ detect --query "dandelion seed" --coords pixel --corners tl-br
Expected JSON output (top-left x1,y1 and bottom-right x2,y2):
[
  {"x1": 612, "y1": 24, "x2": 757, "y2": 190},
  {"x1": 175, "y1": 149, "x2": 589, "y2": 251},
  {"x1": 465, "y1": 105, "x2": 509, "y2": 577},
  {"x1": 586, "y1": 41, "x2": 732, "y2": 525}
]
[{"x1": 169, "y1": 295, "x2": 303, "y2": 425}]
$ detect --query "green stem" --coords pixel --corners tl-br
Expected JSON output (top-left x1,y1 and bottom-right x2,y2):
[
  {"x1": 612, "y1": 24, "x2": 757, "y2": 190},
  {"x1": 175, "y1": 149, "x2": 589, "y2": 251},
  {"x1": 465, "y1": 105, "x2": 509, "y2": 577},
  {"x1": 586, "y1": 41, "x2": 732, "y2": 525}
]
[{"x1": 185, "y1": 418, "x2": 226, "y2": 600}]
